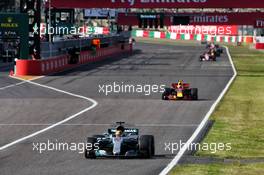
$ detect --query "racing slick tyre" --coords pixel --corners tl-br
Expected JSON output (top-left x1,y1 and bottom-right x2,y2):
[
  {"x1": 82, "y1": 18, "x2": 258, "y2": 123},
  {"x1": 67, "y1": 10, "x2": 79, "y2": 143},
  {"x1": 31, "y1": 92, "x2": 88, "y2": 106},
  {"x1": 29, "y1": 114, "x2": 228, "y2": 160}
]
[
  {"x1": 85, "y1": 137, "x2": 97, "y2": 159},
  {"x1": 162, "y1": 88, "x2": 172, "y2": 100},
  {"x1": 162, "y1": 92, "x2": 168, "y2": 100},
  {"x1": 190, "y1": 88, "x2": 198, "y2": 100},
  {"x1": 139, "y1": 135, "x2": 155, "y2": 158}
]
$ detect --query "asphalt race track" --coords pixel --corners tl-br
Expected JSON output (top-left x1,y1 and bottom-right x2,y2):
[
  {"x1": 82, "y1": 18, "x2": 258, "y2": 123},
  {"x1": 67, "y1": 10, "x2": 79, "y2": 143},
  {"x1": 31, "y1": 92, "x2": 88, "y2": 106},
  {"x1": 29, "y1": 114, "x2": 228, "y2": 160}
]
[{"x1": 0, "y1": 42, "x2": 233, "y2": 175}]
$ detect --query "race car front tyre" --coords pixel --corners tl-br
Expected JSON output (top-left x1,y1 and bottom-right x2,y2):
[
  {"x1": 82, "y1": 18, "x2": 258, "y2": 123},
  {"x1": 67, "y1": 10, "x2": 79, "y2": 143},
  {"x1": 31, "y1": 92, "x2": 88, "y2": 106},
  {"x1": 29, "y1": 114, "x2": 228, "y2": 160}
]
[
  {"x1": 139, "y1": 135, "x2": 155, "y2": 158},
  {"x1": 161, "y1": 88, "x2": 171, "y2": 100},
  {"x1": 162, "y1": 92, "x2": 168, "y2": 100},
  {"x1": 191, "y1": 88, "x2": 198, "y2": 100},
  {"x1": 162, "y1": 88, "x2": 173, "y2": 100},
  {"x1": 85, "y1": 137, "x2": 97, "y2": 159}
]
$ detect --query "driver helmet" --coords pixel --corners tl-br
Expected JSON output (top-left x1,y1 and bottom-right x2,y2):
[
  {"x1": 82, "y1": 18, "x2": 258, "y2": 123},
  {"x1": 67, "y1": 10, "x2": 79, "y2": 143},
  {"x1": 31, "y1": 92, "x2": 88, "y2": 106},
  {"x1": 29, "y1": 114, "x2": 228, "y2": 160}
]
[
  {"x1": 115, "y1": 130, "x2": 123, "y2": 137},
  {"x1": 115, "y1": 125, "x2": 124, "y2": 137},
  {"x1": 177, "y1": 80, "x2": 183, "y2": 88}
]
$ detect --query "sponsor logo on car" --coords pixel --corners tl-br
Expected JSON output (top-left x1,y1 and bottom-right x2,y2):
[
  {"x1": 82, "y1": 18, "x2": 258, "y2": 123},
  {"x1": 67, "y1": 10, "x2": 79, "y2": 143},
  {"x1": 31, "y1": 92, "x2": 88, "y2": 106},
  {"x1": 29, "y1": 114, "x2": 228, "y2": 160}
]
[
  {"x1": 110, "y1": 128, "x2": 138, "y2": 133},
  {"x1": 125, "y1": 129, "x2": 138, "y2": 133}
]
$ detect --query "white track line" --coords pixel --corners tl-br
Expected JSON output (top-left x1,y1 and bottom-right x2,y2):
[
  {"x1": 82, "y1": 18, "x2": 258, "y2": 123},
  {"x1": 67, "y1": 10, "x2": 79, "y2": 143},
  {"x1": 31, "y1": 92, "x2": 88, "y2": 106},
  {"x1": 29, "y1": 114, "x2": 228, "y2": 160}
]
[
  {"x1": 0, "y1": 81, "x2": 26, "y2": 90},
  {"x1": 0, "y1": 78, "x2": 98, "y2": 151},
  {"x1": 0, "y1": 76, "x2": 44, "y2": 91},
  {"x1": 159, "y1": 46, "x2": 237, "y2": 175}
]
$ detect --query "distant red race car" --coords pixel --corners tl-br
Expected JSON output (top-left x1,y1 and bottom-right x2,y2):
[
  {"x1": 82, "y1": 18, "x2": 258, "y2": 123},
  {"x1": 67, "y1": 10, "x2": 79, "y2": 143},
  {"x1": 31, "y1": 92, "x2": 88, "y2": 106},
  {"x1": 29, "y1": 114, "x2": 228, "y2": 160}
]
[
  {"x1": 200, "y1": 49, "x2": 217, "y2": 61},
  {"x1": 162, "y1": 81, "x2": 198, "y2": 100}
]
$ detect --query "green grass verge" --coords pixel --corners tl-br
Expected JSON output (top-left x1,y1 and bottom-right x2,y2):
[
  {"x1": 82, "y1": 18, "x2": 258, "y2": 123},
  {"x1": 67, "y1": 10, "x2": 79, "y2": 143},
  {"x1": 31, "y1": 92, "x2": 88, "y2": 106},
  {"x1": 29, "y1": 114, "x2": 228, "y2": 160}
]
[
  {"x1": 166, "y1": 43, "x2": 264, "y2": 174},
  {"x1": 135, "y1": 38, "x2": 264, "y2": 174},
  {"x1": 195, "y1": 45, "x2": 264, "y2": 159},
  {"x1": 170, "y1": 163, "x2": 264, "y2": 175}
]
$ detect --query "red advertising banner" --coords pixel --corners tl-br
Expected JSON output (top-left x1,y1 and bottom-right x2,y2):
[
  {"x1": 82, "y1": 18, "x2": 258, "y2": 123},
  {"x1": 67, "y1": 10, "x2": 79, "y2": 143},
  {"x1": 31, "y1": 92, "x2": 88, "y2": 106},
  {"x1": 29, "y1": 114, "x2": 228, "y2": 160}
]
[
  {"x1": 52, "y1": 0, "x2": 264, "y2": 8},
  {"x1": 189, "y1": 12, "x2": 264, "y2": 25}
]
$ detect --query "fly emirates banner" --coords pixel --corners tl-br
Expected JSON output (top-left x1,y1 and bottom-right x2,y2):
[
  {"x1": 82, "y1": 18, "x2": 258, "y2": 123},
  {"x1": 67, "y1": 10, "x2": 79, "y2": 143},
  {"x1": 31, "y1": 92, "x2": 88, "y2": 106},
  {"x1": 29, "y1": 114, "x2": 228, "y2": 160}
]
[{"x1": 52, "y1": 0, "x2": 264, "y2": 8}]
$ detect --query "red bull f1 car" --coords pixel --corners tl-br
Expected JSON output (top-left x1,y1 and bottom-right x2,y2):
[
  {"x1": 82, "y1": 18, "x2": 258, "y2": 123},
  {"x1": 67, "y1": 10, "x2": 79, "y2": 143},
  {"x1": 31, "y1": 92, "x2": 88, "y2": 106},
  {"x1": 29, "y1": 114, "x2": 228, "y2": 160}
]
[
  {"x1": 84, "y1": 122, "x2": 155, "y2": 159},
  {"x1": 162, "y1": 81, "x2": 198, "y2": 100}
]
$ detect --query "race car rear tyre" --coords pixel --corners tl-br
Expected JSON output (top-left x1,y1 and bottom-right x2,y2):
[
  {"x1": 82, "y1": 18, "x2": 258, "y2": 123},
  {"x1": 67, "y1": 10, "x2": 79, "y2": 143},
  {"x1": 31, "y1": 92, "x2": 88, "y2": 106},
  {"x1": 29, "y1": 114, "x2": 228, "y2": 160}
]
[
  {"x1": 85, "y1": 137, "x2": 97, "y2": 159},
  {"x1": 139, "y1": 135, "x2": 155, "y2": 158},
  {"x1": 191, "y1": 88, "x2": 198, "y2": 100},
  {"x1": 150, "y1": 136, "x2": 155, "y2": 156}
]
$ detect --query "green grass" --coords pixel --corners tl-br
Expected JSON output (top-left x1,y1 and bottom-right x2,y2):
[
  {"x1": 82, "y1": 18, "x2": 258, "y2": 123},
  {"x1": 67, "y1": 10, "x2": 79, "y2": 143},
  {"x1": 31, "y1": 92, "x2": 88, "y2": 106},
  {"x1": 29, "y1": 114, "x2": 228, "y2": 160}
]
[
  {"x1": 170, "y1": 163, "x2": 264, "y2": 175},
  {"x1": 228, "y1": 45, "x2": 264, "y2": 77},
  {"x1": 195, "y1": 76, "x2": 264, "y2": 159},
  {"x1": 169, "y1": 43, "x2": 264, "y2": 174},
  {"x1": 135, "y1": 38, "x2": 264, "y2": 174},
  {"x1": 195, "y1": 45, "x2": 264, "y2": 159}
]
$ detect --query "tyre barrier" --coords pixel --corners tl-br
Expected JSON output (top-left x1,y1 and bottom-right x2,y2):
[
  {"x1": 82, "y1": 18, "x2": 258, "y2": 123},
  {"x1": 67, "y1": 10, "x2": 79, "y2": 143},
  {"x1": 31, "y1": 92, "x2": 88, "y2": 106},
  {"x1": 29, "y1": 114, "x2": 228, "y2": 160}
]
[{"x1": 16, "y1": 44, "x2": 132, "y2": 76}]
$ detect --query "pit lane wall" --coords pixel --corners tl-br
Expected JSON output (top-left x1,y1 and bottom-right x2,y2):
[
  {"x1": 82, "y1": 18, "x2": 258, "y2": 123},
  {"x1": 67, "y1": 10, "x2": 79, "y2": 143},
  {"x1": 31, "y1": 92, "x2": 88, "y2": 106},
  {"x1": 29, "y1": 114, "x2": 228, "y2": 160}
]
[
  {"x1": 15, "y1": 44, "x2": 132, "y2": 76},
  {"x1": 132, "y1": 30, "x2": 254, "y2": 44}
]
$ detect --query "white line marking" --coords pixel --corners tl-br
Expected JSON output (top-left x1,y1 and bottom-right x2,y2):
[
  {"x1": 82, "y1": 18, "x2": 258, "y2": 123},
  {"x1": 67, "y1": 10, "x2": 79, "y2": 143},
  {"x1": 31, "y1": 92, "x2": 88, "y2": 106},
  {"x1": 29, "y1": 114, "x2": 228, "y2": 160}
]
[
  {"x1": 0, "y1": 78, "x2": 98, "y2": 151},
  {"x1": 159, "y1": 46, "x2": 237, "y2": 175},
  {"x1": 0, "y1": 76, "x2": 44, "y2": 91},
  {"x1": 0, "y1": 81, "x2": 26, "y2": 90}
]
